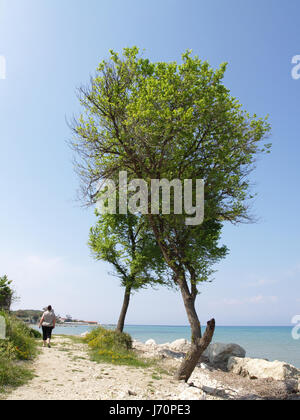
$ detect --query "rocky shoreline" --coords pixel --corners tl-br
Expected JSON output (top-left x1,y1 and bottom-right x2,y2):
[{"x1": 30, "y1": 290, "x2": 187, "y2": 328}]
[{"x1": 132, "y1": 338, "x2": 300, "y2": 400}]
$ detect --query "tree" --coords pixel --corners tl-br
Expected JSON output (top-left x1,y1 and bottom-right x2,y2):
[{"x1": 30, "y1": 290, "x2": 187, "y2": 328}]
[
  {"x1": 0, "y1": 275, "x2": 13, "y2": 311},
  {"x1": 70, "y1": 47, "x2": 271, "y2": 381},
  {"x1": 89, "y1": 211, "x2": 169, "y2": 332}
]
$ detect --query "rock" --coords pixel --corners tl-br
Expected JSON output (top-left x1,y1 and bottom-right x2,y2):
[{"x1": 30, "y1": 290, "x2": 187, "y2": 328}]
[
  {"x1": 178, "y1": 387, "x2": 206, "y2": 400},
  {"x1": 204, "y1": 343, "x2": 246, "y2": 368},
  {"x1": 128, "y1": 390, "x2": 137, "y2": 396},
  {"x1": 145, "y1": 339, "x2": 157, "y2": 347},
  {"x1": 199, "y1": 362, "x2": 211, "y2": 371},
  {"x1": 284, "y1": 379, "x2": 299, "y2": 394},
  {"x1": 80, "y1": 331, "x2": 89, "y2": 337},
  {"x1": 201, "y1": 385, "x2": 236, "y2": 398},
  {"x1": 160, "y1": 342, "x2": 171, "y2": 348},
  {"x1": 158, "y1": 349, "x2": 185, "y2": 359},
  {"x1": 228, "y1": 357, "x2": 300, "y2": 382},
  {"x1": 169, "y1": 339, "x2": 191, "y2": 353}
]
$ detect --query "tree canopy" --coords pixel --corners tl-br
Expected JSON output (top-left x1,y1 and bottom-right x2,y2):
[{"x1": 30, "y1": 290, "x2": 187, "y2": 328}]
[{"x1": 71, "y1": 47, "x2": 271, "y2": 380}]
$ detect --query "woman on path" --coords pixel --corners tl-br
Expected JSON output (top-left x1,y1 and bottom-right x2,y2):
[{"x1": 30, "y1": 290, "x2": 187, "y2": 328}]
[{"x1": 39, "y1": 305, "x2": 56, "y2": 348}]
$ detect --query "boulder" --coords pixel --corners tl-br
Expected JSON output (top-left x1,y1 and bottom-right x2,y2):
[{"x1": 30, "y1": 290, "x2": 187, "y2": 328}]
[
  {"x1": 199, "y1": 362, "x2": 211, "y2": 371},
  {"x1": 158, "y1": 348, "x2": 185, "y2": 359},
  {"x1": 228, "y1": 357, "x2": 300, "y2": 381},
  {"x1": 145, "y1": 339, "x2": 157, "y2": 347},
  {"x1": 169, "y1": 339, "x2": 191, "y2": 353},
  {"x1": 178, "y1": 387, "x2": 206, "y2": 400},
  {"x1": 80, "y1": 331, "x2": 89, "y2": 337},
  {"x1": 203, "y1": 343, "x2": 246, "y2": 368}
]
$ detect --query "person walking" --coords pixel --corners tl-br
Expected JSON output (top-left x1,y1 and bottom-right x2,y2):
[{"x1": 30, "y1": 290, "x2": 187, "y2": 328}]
[{"x1": 39, "y1": 305, "x2": 56, "y2": 348}]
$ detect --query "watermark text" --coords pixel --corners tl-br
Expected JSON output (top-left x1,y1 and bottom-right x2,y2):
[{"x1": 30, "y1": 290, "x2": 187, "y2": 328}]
[{"x1": 96, "y1": 171, "x2": 204, "y2": 226}]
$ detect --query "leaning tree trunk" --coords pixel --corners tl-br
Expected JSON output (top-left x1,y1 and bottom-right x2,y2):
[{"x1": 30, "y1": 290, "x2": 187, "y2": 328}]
[
  {"x1": 116, "y1": 286, "x2": 131, "y2": 333},
  {"x1": 175, "y1": 281, "x2": 215, "y2": 382}
]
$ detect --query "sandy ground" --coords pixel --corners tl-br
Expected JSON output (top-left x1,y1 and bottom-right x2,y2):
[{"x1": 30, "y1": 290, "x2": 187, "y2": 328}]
[{"x1": 4, "y1": 336, "x2": 300, "y2": 400}]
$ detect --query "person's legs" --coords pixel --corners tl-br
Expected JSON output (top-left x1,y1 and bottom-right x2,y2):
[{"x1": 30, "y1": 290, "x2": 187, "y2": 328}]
[
  {"x1": 46, "y1": 327, "x2": 53, "y2": 347},
  {"x1": 42, "y1": 326, "x2": 47, "y2": 347}
]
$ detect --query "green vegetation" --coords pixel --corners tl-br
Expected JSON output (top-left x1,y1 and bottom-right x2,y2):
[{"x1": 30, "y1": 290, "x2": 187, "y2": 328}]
[
  {"x1": 0, "y1": 275, "x2": 13, "y2": 311},
  {"x1": 89, "y1": 212, "x2": 169, "y2": 333},
  {"x1": 0, "y1": 311, "x2": 38, "y2": 393},
  {"x1": 11, "y1": 309, "x2": 43, "y2": 324},
  {"x1": 71, "y1": 46, "x2": 271, "y2": 381},
  {"x1": 83, "y1": 326, "x2": 148, "y2": 367}
]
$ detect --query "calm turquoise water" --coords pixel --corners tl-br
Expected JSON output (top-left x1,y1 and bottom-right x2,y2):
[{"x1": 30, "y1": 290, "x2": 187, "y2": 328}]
[{"x1": 36, "y1": 325, "x2": 300, "y2": 368}]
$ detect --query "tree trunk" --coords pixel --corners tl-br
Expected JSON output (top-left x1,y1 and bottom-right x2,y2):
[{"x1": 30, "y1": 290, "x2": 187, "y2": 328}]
[
  {"x1": 175, "y1": 318, "x2": 215, "y2": 381},
  {"x1": 180, "y1": 283, "x2": 202, "y2": 344},
  {"x1": 116, "y1": 286, "x2": 131, "y2": 333},
  {"x1": 175, "y1": 280, "x2": 215, "y2": 382}
]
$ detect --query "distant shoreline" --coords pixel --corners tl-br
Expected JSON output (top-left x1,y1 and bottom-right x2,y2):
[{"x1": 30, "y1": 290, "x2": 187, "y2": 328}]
[{"x1": 29, "y1": 323, "x2": 100, "y2": 327}]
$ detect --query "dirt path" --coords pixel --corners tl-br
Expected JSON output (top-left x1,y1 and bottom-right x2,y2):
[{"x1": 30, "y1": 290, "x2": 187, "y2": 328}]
[{"x1": 4, "y1": 336, "x2": 207, "y2": 400}]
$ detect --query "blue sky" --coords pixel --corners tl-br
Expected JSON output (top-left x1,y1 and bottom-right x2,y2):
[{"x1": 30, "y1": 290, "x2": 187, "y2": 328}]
[{"x1": 0, "y1": 0, "x2": 299, "y2": 325}]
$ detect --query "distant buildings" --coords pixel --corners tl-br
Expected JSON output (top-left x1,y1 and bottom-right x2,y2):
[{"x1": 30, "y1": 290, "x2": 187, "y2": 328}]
[{"x1": 57, "y1": 317, "x2": 98, "y2": 325}]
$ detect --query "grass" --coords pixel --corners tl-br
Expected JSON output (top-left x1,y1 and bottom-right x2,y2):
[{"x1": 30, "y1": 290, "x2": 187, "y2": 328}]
[
  {"x1": 151, "y1": 373, "x2": 162, "y2": 380},
  {"x1": 59, "y1": 335, "x2": 83, "y2": 344},
  {"x1": 0, "y1": 359, "x2": 34, "y2": 393},
  {"x1": 90, "y1": 348, "x2": 150, "y2": 367},
  {"x1": 83, "y1": 326, "x2": 152, "y2": 368},
  {"x1": 0, "y1": 311, "x2": 39, "y2": 394}
]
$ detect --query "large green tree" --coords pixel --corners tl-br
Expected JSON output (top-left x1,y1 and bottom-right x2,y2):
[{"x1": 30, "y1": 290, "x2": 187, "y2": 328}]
[
  {"x1": 89, "y1": 212, "x2": 169, "y2": 332},
  {"x1": 71, "y1": 47, "x2": 271, "y2": 381}
]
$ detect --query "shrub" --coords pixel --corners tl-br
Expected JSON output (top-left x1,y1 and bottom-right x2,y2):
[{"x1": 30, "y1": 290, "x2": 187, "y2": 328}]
[
  {"x1": 0, "y1": 341, "x2": 17, "y2": 360},
  {"x1": 84, "y1": 326, "x2": 147, "y2": 367},
  {"x1": 0, "y1": 311, "x2": 38, "y2": 393},
  {"x1": 29, "y1": 328, "x2": 42, "y2": 339},
  {"x1": 84, "y1": 326, "x2": 132, "y2": 351},
  {"x1": 2, "y1": 312, "x2": 37, "y2": 360}
]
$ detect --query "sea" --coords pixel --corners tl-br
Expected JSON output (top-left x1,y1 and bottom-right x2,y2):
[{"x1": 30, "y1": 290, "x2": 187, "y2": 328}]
[{"x1": 34, "y1": 324, "x2": 300, "y2": 369}]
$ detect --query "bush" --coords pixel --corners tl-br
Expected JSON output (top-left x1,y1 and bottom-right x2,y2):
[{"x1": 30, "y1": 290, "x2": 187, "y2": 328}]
[
  {"x1": 0, "y1": 341, "x2": 17, "y2": 360},
  {"x1": 29, "y1": 328, "x2": 42, "y2": 339},
  {"x1": 0, "y1": 311, "x2": 38, "y2": 393},
  {"x1": 84, "y1": 326, "x2": 132, "y2": 351},
  {"x1": 2, "y1": 312, "x2": 37, "y2": 360},
  {"x1": 84, "y1": 326, "x2": 147, "y2": 367}
]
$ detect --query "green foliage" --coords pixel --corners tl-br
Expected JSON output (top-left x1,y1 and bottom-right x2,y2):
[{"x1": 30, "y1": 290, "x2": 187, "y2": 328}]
[
  {"x1": 72, "y1": 46, "x2": 271, "y2": 294},
  {"x1": 28, "y1": 328, "x2": 42, "y2": 339},
  {"x1": 0, "y1": 311, "x2": 38, "y2": 393},
  {"x1": 72, "y1": 47, "x2": 271, "y2": 222},
  {"x1": 0, "y1": 311, "x2": 38, "y2": 361},
  {"x1": 12, "y1": 309, "x2": 43, "y2": 323},
  {"x1": 90, "y1": 349, "x2": 148, "y2": 367},
  {"x1": 83, "y1": 326, "x2": 132, "y2": 350},
  {"x1": 89, "y1": 212, "x2": 170, "y2": 290},
  {"x1": 83, "y1": 326, "x2": 147, "y2": 367},
  {"x1": 0, "y1": 275, "x2": 13, "y2": 311},
  {"x1": 0, "y1": 358, "x2": 34, "y2": 393},
  {"x1": 0, "y1": 340, "x2": 17, "y2": 360}
]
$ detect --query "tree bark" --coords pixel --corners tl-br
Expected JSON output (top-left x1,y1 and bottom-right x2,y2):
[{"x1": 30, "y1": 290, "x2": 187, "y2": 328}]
[
  {"x1": 179, "y1": 281, "x2": 202, "y2": 344},
  {"x1": 175, "y1": 278, "x2": 215, "y2": 382},
  {"x1": 175, "y1": 318, "x2": 215, "y2": 382},
  {"x1": 146, "y1": 215, "x2": 216, "y2": 382},
  {"x1": 116, "y1": 286, "x2": 131, "y2": 333}
]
